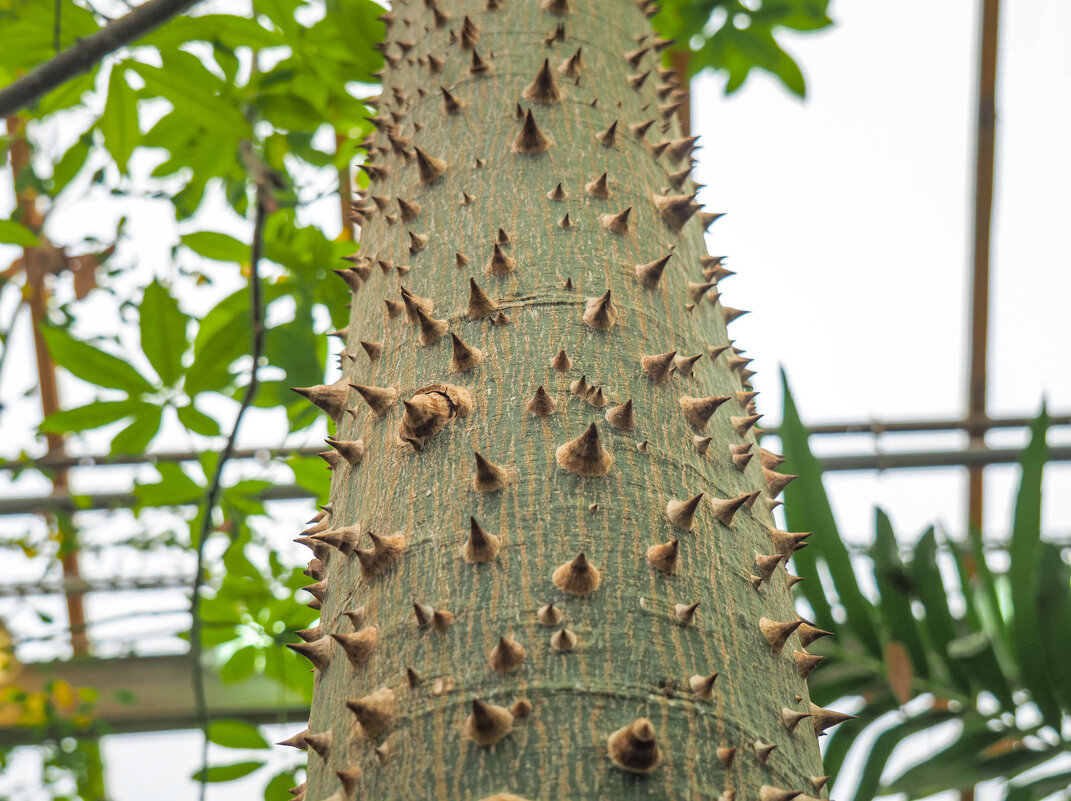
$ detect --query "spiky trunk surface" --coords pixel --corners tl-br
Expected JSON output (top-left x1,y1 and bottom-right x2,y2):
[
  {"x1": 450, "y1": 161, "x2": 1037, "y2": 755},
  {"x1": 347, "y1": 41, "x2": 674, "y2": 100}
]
[{"x1": 291, "y1": 1, "x2": 832, "y2": 799}]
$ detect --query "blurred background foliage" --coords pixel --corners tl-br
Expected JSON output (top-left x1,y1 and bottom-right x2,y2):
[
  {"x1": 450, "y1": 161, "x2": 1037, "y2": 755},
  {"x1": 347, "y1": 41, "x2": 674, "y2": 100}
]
[{"x1": 4, "y1": 1, "x2": 1067, "y2": 801}]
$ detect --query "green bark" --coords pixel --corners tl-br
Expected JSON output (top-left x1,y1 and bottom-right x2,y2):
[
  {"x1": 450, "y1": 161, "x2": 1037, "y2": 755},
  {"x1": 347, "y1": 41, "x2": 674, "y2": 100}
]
[{"x1": 292, "y1": 1, "x2": 831, "y2": 799}]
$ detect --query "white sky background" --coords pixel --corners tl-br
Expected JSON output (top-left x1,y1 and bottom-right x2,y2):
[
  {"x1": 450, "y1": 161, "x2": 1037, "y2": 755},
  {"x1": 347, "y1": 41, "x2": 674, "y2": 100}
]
[{"x1": 1, "y1": 0, "x2": 1070, "y2": 798}]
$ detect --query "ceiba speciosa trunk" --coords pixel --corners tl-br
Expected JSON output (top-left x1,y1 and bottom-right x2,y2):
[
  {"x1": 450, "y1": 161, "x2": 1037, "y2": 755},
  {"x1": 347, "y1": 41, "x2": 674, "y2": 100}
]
[{"x1": 287, "y1": 0, "x2": 846, "y2": 799}]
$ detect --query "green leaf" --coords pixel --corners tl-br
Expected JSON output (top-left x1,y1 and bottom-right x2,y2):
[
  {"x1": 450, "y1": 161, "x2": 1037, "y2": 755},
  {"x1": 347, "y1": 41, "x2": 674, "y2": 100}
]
[
  {"x1": 871, "y1": 509, "x2": 929, "y2": 679},
  {"x1": 911, "y1": 528, "x2": 972, "y2": 694},
  {"x1": 145, "y1": 13, "x2": 285, "y2": 50},
  {"x1": 50, "y1": 132, "x2": 93, "y2": 195},
  {"x1": 185, "y1": 312, "x2": 250, "y2": 396},
  {"x1": 177, "y1": 403, "x2": 221, "y2": 436},
  {"x1": 110, "y1": 405, "x2": 163, "y2": 454},
  {"x1": 1007, "y1": 409, "x2": 1060, "y2": 728},
  {"x1": 779, "y1": 370, "x2": 882, "y2": 655},
  {"x1": 40, "y1": 400, "x2": 149, "y2": 434},
  {"x1": 849, "y1": 708, "x2": 960, "y2": 801},
  {"x1": 1035, "y1": 541, "x2": 1071, "y2": 711},
  {"x1": 140, "y1": 280, "x2": 189, "y2": 386},
  {"x1": 883, "y1": 721, "x2": 1008, "y2": 797},
  {"x1": 98, "y1": 66, "x2": 139, "y2": 173},
  {"x1": 41, "y1": 327, "x2": 155, "y2": 394},
  {"x1": 207, "y1": 719, "x2": 269, "y2": 750},
  {"x1": 264, "y1": 769, "x2": 298, "y2": 801},
  {"x1": 134, "y1": 462, "x2": 205, "y2": 508},
  {"x1": 219, "y1": 645, "x2": 259, "y2": 684},
  {"x1": 0, "y1": 219, "x2": 40, "y2": 246},
  {"x1": 131, "y1": 55, "x2": 251, "y2": 138},
  {"x1": 191, "y1": 760, "x2": 264, "y2": 783},
  {"x1": 182, "y1": 231, "x2": 249, "y2": 263},
  {"x1": 1007, "y1": 768, "x2": 1071, "y2": 801}
]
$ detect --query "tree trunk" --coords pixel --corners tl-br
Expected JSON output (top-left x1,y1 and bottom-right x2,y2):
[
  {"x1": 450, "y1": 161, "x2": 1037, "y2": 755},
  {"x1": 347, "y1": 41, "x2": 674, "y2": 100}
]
[{"x1": 289, "y1": 1, "x2": 836, "y2": 799}]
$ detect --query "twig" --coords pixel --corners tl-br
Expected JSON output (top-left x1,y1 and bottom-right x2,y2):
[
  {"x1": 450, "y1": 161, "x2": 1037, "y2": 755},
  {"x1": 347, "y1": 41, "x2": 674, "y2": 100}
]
[
  {"x1": 0, "y1": 0, "x2": 201, "y2": 117},
  {"x1": 187, "y1": 186, "x2": 269, "y2": 801}
]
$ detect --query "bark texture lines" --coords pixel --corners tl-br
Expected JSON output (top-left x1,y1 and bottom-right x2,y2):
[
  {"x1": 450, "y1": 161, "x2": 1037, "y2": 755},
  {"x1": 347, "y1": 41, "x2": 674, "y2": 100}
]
[{"x1": 291, "y1": 1, "x2": 829, "y2": 800}]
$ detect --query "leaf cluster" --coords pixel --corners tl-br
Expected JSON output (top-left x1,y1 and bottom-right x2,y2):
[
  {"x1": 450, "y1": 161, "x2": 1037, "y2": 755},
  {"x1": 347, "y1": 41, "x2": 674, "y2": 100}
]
[{"x1": 779, "y1": 372, "x2": 1070, "y2": 801}]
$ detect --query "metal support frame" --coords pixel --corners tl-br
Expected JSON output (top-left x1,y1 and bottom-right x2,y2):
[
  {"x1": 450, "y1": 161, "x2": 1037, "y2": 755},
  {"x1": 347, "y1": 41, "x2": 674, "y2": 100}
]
[{"x1": 0, "y1": 654, "x2": 307, "y2": 746}]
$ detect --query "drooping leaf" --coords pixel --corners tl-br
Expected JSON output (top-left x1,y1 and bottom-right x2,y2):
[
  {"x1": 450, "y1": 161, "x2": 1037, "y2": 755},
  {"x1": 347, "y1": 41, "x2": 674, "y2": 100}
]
[
  {"x1": 911, "y1": 528, "x2": 972, "y2": 694},
  {"x1": 41, "y1": 327, "x2": 156, "y2": 394},
  {"x1": 1006, "y1": 409, "x2": 1060, "y2": 728},
  {"x1": 849, "y1": 707, "x2": 960, "y2": 801},
  {"x1": 40, "y1": 400, "x2": 151, "y2": 434},
  {"x1": 207, "y1": 718, "x2": 269, "y2": 749},
  {"x1": 177, "y1": 403, "x2": 221, "y2": 436},
  {"x1": 872, "y1": 509, "x2": 930, "y2": 679},
  {"x1": 109, "y1": 405, "x2": 163, "y2": 454},
  {"x1": 0, "y1": 219, "x2": 40, "y2": 246},
  {"x1": 780, "y1": 370, "x2": 882, "y2": 655},
  {"x1": 191, "y1": 760, "x2": 264, "y2": 783},
  {"x1": 181, "y1": 231, "x2": 249, "y2": 263},
  {"x1": 140, "y1": 280, "x2": 189, "y2": 386},
  {"x1": 98, "y1": 65, "x2": 140, "y2": 173}
]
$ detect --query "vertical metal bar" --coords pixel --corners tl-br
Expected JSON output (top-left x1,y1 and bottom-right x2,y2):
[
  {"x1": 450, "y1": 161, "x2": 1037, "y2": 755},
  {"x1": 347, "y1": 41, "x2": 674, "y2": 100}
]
[{"x1": 967, "y1": 0, "x2": 1000, "y2": 535}]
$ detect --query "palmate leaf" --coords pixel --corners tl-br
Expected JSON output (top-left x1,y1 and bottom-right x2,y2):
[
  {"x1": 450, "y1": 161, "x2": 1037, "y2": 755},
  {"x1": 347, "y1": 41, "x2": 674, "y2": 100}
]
[
  {"x1": 779, "y1": 371, "x2": 883, "y2": 656},
  {"x1": 98, "y1": 66, "x2": 140, "y2": 174}
]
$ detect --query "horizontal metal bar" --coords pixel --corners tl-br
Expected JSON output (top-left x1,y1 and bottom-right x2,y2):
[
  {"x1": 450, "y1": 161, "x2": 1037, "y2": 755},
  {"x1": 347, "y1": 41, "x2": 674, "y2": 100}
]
[
  {"x1": 817, "y1": 444, "x2": 1071, "y2": 472},
  {"x1": 3, "y1": 442, "x2": 1071, "y2": 519},
  {"x1": 0, "y1": 574, "x2": 194, "y2": 598},
  {"x1": 763, "y1": 412, "x2": 1070, "y2": 437},
  {"x1": 0, "y1": 654, "x2": 307, "y2": 745},
  {"x1": 3, "y1": 412, "x2": 1068, "y2": 473},
  {"x1": 0, "y1": 484, "x2": 316, "y2": 516}
]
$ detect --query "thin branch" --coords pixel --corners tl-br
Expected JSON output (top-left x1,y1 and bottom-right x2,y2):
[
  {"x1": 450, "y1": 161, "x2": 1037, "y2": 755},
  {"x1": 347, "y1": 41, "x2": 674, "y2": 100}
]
[
  {"x1": 0, "y1": 0, "x2": 201, "y2": 118},
  {"x1": 187, "y1": 185, "x2": 269, "y2": 801}
]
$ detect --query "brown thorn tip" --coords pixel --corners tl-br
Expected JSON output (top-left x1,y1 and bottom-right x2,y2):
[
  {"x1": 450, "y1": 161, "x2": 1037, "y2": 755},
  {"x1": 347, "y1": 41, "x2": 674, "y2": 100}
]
[
  {"x1": 607, "y1": 718, "x2": 661, "y2": 774},
  {"x1": 527, "y1": 385, "x2": 557, "y2": 417},
  {"x1": 674, "y1": 601, "x2": 700, "y2": 625},
  {"x1": 582, "y1": 290, "x2": 617, "y2": 330},
  {"x1": 485, "y1": 242, "x2": 516, "y2": 276},
  {"x1": 450, "y1": 332, "x2": 483, "y2": 372},
  {"x1": 653, "y1": 192, "x2": 701, "y2": 231},
  {"x1": 473, "y1": 450, "x2": 507, "y2": 492},
  {"x1": 523, "y1": 58, "x2": 561, "y2": 103},
  {"x1": 465, "y1": 698, "x2": 514, "y2": 745},
  {"x1": 667, "y1": 493, "x2": 704, "y2": 531},
  {"x1": 646, "y1": 538, "x2": 679, "y2": 574},
  {"x1": 635, "y1": 253, "x2": 672, "y2": 288},
  {"x1": 759, "y1": 616, "x2": 802, "y2": 653},
  {"x1": 345, "y1": 687, "x2": 395, "y2": 737},
  {"x1": 556, "y1": 422, "x2": 613, "y2": 476},
  {"x1": 679, "y1": 395, "x2": 730, "y2": 430},
  {"x1": 553, "y1": 552, "x2": 601, "y2": 596},
  {"x1": 599, "y1": 207, "x2": 631, "y2": 234},
  {"x1": 550, "y1": 628, "x2": 578, "y2": 652},
  {"x1": 489, "y1": 635, "x2": 527, "y2": 673},
  {"x1": 809, "y1": 702, "x2": 857, "y2": 734},
  {"x1": 538, "y1": 603, "x2": 563, "y2": 626},
  {"x1": 414, "y1": 147, "x2": 446, "y2": 185},
  {"x1": 463, "y1": 517, "x2": 501, "y2": 563},
  {"x1": 513, "y1": 109, "x2": 551, "y2": 154},
  {"x1": 689, "y1": 672, "x2": 718, "y2": 700},
  {"x1": 467, "y1": 277, "x2": 498, "y2": 318},
  {"x1": 330, "y1": 627, "x2": 379, "y2": 668},
  {"x1": 605, "y1": 398, "x2": 635, "y2": 431}
]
